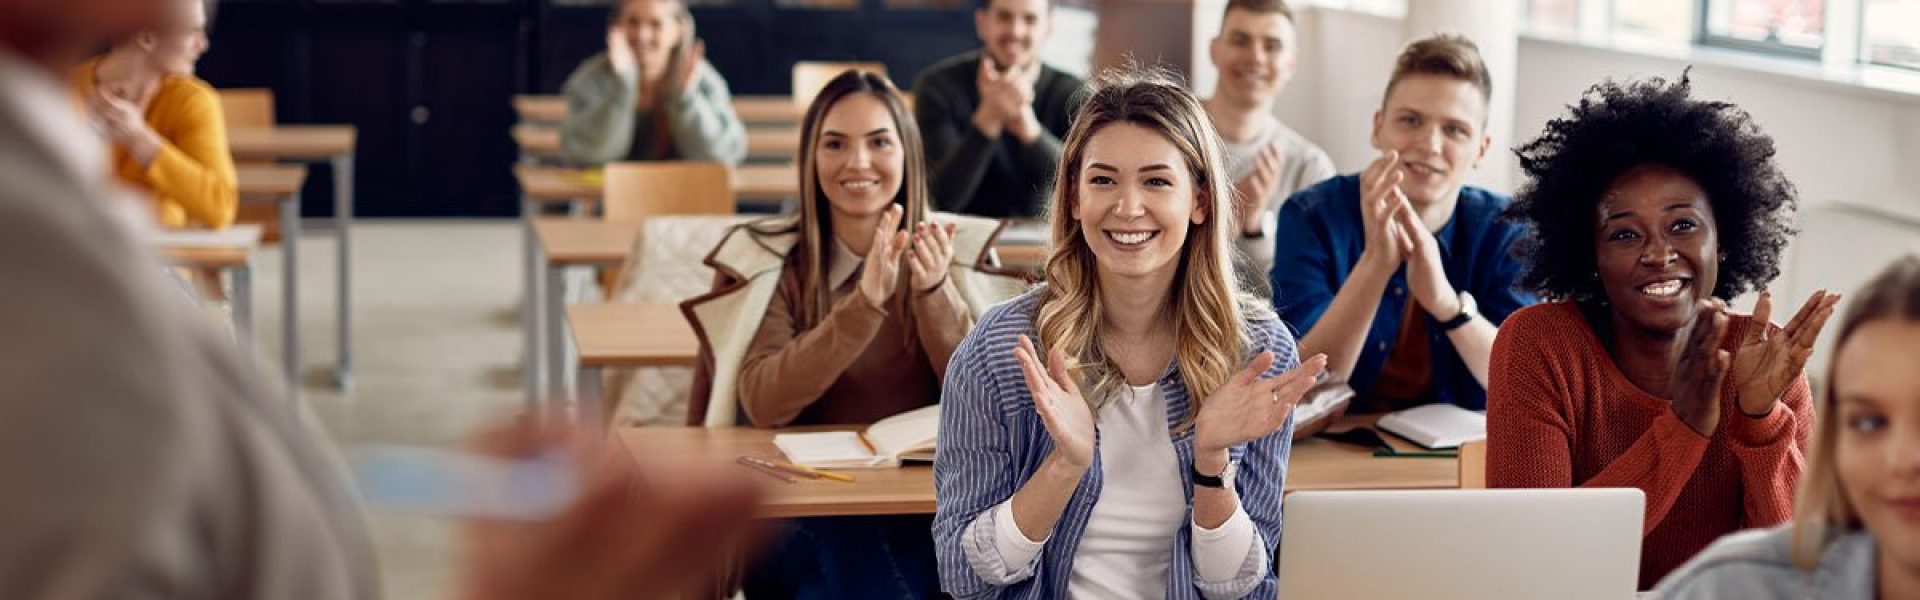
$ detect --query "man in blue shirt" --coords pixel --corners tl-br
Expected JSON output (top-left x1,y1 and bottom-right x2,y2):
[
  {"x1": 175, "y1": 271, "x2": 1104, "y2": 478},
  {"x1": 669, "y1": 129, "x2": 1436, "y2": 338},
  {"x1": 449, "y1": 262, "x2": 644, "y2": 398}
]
[{"x1": 1270, "y1": 33, "x2": 1535, "y2": 416}]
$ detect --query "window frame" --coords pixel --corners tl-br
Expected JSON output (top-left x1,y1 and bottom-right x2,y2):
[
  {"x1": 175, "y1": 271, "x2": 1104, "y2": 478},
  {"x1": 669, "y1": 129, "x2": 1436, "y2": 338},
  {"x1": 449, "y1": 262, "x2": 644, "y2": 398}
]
[{"x1": 1694, "y1": 0, "x2": 1827, "y2": 60}]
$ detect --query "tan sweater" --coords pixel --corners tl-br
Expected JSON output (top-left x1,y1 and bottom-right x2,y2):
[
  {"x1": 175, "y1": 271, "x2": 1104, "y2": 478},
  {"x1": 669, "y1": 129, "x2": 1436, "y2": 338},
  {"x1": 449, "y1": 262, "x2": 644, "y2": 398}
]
[{"x1": 737, "y1": 239, "x2": 974, "y2": 427}]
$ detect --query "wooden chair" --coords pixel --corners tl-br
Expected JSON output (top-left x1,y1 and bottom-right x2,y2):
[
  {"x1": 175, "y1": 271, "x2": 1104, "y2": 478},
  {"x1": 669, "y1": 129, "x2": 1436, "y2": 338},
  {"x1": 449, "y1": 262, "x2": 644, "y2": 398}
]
[
  {"x1": 1458, "y1": 439, "x2": 1487, "y2": 489},
  {"x1": 218, "y1": 89, "x2": 283, "y2": 243},
  {"x1": 792, "y1": 61, "x2": 888, "y2": 109},
  {"x1": 596, "y1": 161, "x2": 736, "y2": 294},
  {"x1": 601, "y1": 161, "x2": 736, "y2": 222}
]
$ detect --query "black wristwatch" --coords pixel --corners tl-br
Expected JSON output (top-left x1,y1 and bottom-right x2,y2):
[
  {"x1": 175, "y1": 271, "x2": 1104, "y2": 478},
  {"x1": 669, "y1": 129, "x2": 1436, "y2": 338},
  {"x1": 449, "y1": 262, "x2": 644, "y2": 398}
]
[
  {"x1": 1191, "y1": 460, "x2": 1237, "y2": 489},
  {"x1": 1438, "y1": 291, "x2": 1478, "y2": 332}
]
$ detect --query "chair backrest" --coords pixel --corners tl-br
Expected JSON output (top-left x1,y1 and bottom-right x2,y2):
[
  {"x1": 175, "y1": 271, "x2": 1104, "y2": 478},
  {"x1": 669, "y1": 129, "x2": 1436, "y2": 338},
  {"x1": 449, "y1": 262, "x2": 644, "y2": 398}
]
[
  {"x1": 601, "y1": 161, "x2": 735, "y2": 222},
  {"x1": 218, "y1": 88, "x2": 281, "y2": 243},
  {"x1": 217, "y1": 88, "x2": 276, "y2": 129},
  {"x1": 1458, "y1": 439, "x2": 1486, "y2": 489},
  {"x1": 792, "y1": 61, "x2": 888, "y2": 109}
]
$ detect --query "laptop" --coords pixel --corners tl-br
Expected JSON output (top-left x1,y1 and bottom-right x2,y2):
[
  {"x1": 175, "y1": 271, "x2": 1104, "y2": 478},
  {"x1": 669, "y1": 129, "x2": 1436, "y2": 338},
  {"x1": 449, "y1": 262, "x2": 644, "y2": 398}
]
[{"x1": 1277, "y1": 488, "x2": 1645, "y2": 600}]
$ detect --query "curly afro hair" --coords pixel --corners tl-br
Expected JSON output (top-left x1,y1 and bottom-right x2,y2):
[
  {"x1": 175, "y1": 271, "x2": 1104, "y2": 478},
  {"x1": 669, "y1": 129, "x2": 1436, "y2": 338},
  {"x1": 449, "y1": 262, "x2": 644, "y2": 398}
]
[{"x1": 1506, "y1": 71, "x2": 1798, "y2": 303}]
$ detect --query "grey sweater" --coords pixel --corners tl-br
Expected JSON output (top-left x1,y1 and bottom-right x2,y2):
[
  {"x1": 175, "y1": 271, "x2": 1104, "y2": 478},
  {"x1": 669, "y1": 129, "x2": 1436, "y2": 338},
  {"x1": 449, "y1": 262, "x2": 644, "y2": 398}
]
[
  {"x1": 1655, "y1": 524, "x2": 1877, "y2": 599},
  {"x1": 559, "y1": 52, "x2": 748, "y2": 167},
  {"x1": 1222, "y1": 118, "x2": 1336, "y2": 298},
  {"x1": 912, "y1": 50, "x2": 1084, "y2": 219}
]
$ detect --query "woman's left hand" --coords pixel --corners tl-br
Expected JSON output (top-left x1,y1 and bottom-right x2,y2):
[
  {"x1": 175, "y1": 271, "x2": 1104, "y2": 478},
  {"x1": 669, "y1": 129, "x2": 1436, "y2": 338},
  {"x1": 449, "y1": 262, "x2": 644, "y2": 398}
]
[
  {"x1": 1731, "y1": 290, "x2": 1841, "y2": 416},
  {"x1": 668, "y1": 39, "x2": 705, "y2": 97},
  {"x1": 1194, "y1": 352, "x2": 1329, "y2": 454},
  {"x1": 907, "y1": 220, "x2": 957, "y2": 293},
  {"x1": 89, "y1": 86, "x2": 162, "y2": 165}
]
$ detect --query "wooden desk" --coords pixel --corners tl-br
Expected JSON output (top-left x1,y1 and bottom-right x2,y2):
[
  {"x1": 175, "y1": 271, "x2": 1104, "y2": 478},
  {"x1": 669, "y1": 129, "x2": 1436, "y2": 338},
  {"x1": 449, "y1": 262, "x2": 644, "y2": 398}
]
[
  {"x1": 226, "y1": 125, "x2": 358, "y2": 392},
  {"x1": 569, "y1": 302, "x2": 698, "y2": 368},
  {"x1": 155, "y1": 225, "x2": 265, "y2": 350},
  {"x1": 532, "y1": 218, "x2": 645, "y2": 418},
  {"x1": 617, "y1": 426, "x2": 935, "y2": 518},
  {"x1": 512, "y1": 93, "x2": 802, "y2": 127},
  {"x1": 235, "y1": 165, "x2": 308, "y2": 396},
  {"x1": 512, "y1": 94, "x2": 566, "y2": 124},
  {"x1": 615, "y1": 414, "x2": 1458, "y2": 519},
  {"x1": 513, "y1": 164, "x2": 793, "y2": 408},
  {"x1": 567, "y1": 302, "x2": 698, "y2": 424},
  {"x1": 513, "y1": 125, "x2": 800, "y2": 162},
  {"x1": 513, "y1": 164, "x2": 797, "y2": 205},
  {"x1": 733, "y1": 95, "x2": 802, "y2": 124}
]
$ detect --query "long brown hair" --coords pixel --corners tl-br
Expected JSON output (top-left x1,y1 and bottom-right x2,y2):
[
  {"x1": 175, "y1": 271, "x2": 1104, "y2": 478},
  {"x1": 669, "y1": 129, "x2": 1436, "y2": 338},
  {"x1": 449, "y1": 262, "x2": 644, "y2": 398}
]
[
  {"x1": 751, "y1": 70, "x2": 928, "y2": 339},
  {"x1": 1036, "y1": 65, "x2": 1267, "y2": 430},
  {"x1": 1789, "y1": 254, "x2": 1920, "y2": 568}
]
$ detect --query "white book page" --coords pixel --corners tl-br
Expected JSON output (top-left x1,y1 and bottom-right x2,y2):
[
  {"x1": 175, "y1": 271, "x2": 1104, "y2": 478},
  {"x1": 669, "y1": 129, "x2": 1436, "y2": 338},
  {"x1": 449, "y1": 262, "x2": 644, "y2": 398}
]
[
  {"x1": 772, "y1": 431, "x2": 883, "y2": 468},
  {"x1": 864, "y1": 404, "x2": 940, "y2": 460}
]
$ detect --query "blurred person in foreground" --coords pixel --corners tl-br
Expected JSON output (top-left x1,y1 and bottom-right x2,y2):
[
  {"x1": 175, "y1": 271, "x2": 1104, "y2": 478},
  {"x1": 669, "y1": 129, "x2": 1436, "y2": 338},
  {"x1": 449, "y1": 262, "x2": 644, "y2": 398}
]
[{"x1": 0, "y1": 0, "x2": 761, "y2": 597}]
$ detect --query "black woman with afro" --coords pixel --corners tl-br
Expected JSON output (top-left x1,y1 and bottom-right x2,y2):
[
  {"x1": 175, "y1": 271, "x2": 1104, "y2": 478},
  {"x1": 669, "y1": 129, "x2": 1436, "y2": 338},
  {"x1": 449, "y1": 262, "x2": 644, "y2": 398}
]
[{"x1": 1484, "y1": 72, "x2": 1844, "y2": 589}]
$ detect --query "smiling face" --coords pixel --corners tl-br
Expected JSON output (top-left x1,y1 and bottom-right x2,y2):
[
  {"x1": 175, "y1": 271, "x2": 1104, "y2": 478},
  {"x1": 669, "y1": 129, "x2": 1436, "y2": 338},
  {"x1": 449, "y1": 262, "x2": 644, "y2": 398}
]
[
  {"x1": 1071, "y1": 122, "x2": 1208, "y2": 284},
  {"x1": 614, "y1": 0, "x2": 683, "y2": 75},
  {"x1": 813, "y1": 92, "x2": 905, "y2": 226},
  {"x1": 1208, "y1": 7, "x2": 1297, "y2": 108},
  {"x1": 1370, "y1": 74, "x2": 1490, "y2": 207},
  {"x1": 138, "y1": 0, "x2": 206, "y2": 76},
  {"x1": 975, "y1": 0, "x2": 1049, "y2": 70},
  {"x1": 1593, "y1": 164, "x2": 1721, "y2": 337},
  {"x1": 1832, "y1": 319, "x2": 1920, "y2": 580}
]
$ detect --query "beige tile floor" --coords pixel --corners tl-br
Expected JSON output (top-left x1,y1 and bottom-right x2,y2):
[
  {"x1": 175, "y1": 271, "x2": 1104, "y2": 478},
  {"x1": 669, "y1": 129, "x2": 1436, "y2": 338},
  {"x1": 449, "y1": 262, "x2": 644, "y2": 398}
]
[{"x1": 244, "y1": 220, "x2": 527, "y2": 599}]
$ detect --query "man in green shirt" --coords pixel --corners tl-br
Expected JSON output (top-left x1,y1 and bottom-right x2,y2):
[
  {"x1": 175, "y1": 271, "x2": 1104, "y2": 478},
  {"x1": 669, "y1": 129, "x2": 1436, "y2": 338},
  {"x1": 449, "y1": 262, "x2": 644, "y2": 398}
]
[{"x1": 912, "y1": 0, "x2": 1084, "y2": 218}]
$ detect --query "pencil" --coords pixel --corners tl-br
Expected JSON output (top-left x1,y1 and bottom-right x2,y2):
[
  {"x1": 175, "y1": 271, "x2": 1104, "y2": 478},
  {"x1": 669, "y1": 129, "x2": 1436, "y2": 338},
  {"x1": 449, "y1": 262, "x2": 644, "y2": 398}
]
[
  {"x1": 736, "y1": 456, "x2": 798, "y2": 483},
  {"x1": 769, "y1": 460, "x2": 856, "y2": 483}
]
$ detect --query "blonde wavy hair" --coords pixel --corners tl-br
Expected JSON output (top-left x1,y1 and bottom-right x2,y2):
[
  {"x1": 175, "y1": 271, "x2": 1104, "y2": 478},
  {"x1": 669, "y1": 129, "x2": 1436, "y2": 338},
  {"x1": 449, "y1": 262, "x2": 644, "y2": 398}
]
[
  {"x1": 1035, "y1": 66, "x2": 1271, "y2": 430},
  {"x1": 1789, "y1": 255, "x2": 1920, "y2": 568}
]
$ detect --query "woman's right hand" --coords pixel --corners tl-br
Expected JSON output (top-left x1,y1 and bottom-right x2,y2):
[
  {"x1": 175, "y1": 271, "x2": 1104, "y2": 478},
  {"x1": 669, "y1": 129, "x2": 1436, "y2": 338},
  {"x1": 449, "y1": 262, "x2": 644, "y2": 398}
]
[
  {"x1": 606, "y1": 27, "x2": 637, "y2": 79},
  {"x1": 1014, "y1": 334, "x2": 1095, "y2": 470},
  {"x1": 856, "y1": 204, "x2": 909, "y2": 309},
  {"x1": 1668, "y1": 299, "x2": 1731, "y2": 437}
]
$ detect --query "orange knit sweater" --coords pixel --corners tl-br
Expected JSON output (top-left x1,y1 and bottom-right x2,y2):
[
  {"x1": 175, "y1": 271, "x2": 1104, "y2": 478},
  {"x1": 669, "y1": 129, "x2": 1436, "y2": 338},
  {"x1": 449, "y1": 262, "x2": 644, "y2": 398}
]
[
  {"x1": 71, "y1": 58, "x2": 237, "y2": 229},
  {"x1": 1487, "y1": 302, "x2": 1810, "y2": 589}
]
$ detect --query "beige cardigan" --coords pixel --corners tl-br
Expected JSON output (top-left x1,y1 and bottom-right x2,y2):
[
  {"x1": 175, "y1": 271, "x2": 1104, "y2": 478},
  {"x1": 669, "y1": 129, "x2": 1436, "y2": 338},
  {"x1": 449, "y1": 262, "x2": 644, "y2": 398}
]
[{"x1": 682, "y1": 212, "x2": 1029, "y2": 426}]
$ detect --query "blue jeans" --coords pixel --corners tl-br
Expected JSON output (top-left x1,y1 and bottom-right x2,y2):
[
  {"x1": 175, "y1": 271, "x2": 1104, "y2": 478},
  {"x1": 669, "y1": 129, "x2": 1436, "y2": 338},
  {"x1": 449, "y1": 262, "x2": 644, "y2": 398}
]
[{"x1": 741, "y1": 514, "x2": 939, "y2": 599}]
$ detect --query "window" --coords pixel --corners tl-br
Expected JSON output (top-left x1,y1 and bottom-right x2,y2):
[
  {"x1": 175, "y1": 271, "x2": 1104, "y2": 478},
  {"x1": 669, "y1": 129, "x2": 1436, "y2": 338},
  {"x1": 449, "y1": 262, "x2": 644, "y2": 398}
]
[
  {"x1": 1525, "y1": 0, "x2": 1582, "y2": 36},
  {"x1": 1701, "y1": 0, "x2": 1826, "y2": 57},
  {"x1": 1615, "y1": 0, "x2": 1696, "y2": 42},
  {"x1": 1861, "y1": 0, "x2": 1920, "y2": 69}
]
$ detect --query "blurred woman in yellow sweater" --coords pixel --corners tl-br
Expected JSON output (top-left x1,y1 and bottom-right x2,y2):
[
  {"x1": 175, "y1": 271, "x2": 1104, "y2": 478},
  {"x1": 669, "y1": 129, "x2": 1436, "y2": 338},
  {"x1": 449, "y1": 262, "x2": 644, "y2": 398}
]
[{"x1": 72, "y1": 0, "x2": 236, "y2": 230}]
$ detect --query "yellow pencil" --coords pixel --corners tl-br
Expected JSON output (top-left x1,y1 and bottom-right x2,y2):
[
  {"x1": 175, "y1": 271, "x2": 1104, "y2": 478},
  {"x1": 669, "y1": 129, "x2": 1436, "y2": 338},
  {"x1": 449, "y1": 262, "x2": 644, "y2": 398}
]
[{"x1": 772, "y1": 460, "x2": 856, "y2": 483}]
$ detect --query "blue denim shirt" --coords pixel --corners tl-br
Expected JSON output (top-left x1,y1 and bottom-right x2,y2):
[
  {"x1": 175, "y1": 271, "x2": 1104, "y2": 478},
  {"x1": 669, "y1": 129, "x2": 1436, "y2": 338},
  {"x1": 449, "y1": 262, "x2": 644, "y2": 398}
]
[
  {"x1": 1268, "y1": 174, "x2": 1535, "y2": 410},
  {"x1": 933, "y1": 287, "x2": 1299, "y2": 599},
  {"x1": 1655, "y1": 524, "x2": 1877, "y2": 599}
]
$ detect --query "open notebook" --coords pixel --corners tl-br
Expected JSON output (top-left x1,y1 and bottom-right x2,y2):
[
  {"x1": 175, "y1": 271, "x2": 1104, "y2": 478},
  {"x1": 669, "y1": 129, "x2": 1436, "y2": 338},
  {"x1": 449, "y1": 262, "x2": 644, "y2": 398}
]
[
  {"x1": 1375, "y1": 403, "x2": 1486, "y2": 450},
  {"x1": 772, "y1": 404, "x2": 939, "y2": 469}
]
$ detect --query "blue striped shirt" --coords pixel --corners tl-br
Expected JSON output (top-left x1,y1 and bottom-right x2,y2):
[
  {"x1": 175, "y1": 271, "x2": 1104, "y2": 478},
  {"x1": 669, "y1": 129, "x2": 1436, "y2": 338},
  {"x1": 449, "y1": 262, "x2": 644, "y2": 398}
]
[{"x1": 933, "y1": 287, "x2": 1299, "y2": 599}]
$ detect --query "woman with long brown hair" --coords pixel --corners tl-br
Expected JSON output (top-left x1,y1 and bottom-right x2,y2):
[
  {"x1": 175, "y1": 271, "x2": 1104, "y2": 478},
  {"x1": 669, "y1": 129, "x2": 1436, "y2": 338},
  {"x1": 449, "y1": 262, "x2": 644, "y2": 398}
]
[
  {"x1": 557, "y1": 0, "x2": 745, "y2": 166},
  {"x1": 931, "y1": 66, "x2": 1325, "y2": 599},
  {"x1": 681, "y1": 69, "x2": 1021, "y2": 598}
]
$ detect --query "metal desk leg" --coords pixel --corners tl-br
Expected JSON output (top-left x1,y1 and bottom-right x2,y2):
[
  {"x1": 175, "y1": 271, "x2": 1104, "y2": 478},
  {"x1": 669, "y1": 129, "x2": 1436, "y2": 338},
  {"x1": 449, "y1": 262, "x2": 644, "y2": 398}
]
[
  {"x1": 523, "y1": 196, "x2": 545, "y2": 414},
  {"x1": 280, "y1": 192, "x2": 303, "y2": 402},
  {"x1": 545, "y1": 256, "x2": 568, "y2": 423},
  {"x1": 232, "y1": 259, "x2": 254, "y2": 352},
  {"x1": 577, "y1": 365, "x2": 603, "y2": 429},
  {"x1": 332, "y1": 152, "x2": 354, "y2": 392}
]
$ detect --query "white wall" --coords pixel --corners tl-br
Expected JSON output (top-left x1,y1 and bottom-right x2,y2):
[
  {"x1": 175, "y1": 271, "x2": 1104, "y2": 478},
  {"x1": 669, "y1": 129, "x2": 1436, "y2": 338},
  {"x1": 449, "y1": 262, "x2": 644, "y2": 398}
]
[{"x1": 1273, "y1": 5, "x2": 1920, "y2": 375}]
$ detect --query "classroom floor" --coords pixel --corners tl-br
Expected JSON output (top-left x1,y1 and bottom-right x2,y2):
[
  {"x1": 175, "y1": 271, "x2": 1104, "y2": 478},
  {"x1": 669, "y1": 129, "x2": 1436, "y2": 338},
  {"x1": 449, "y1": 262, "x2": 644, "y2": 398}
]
[{"x1": 246, "y1": 220, "x2": 525, "y2": 599}]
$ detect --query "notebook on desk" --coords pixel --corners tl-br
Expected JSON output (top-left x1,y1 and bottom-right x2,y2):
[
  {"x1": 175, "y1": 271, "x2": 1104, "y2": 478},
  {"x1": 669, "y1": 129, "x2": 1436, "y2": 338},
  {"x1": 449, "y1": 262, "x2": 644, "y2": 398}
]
[
  {"x1": 773, "y1": 404, "x2": 939, "y2": 469},
  {"x1": 1278, "y1": 488, "x2": 1644, "y2": 600},
  {"x1": 1374, "y1": 403, "x2": 1486, "y2": 450}
]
